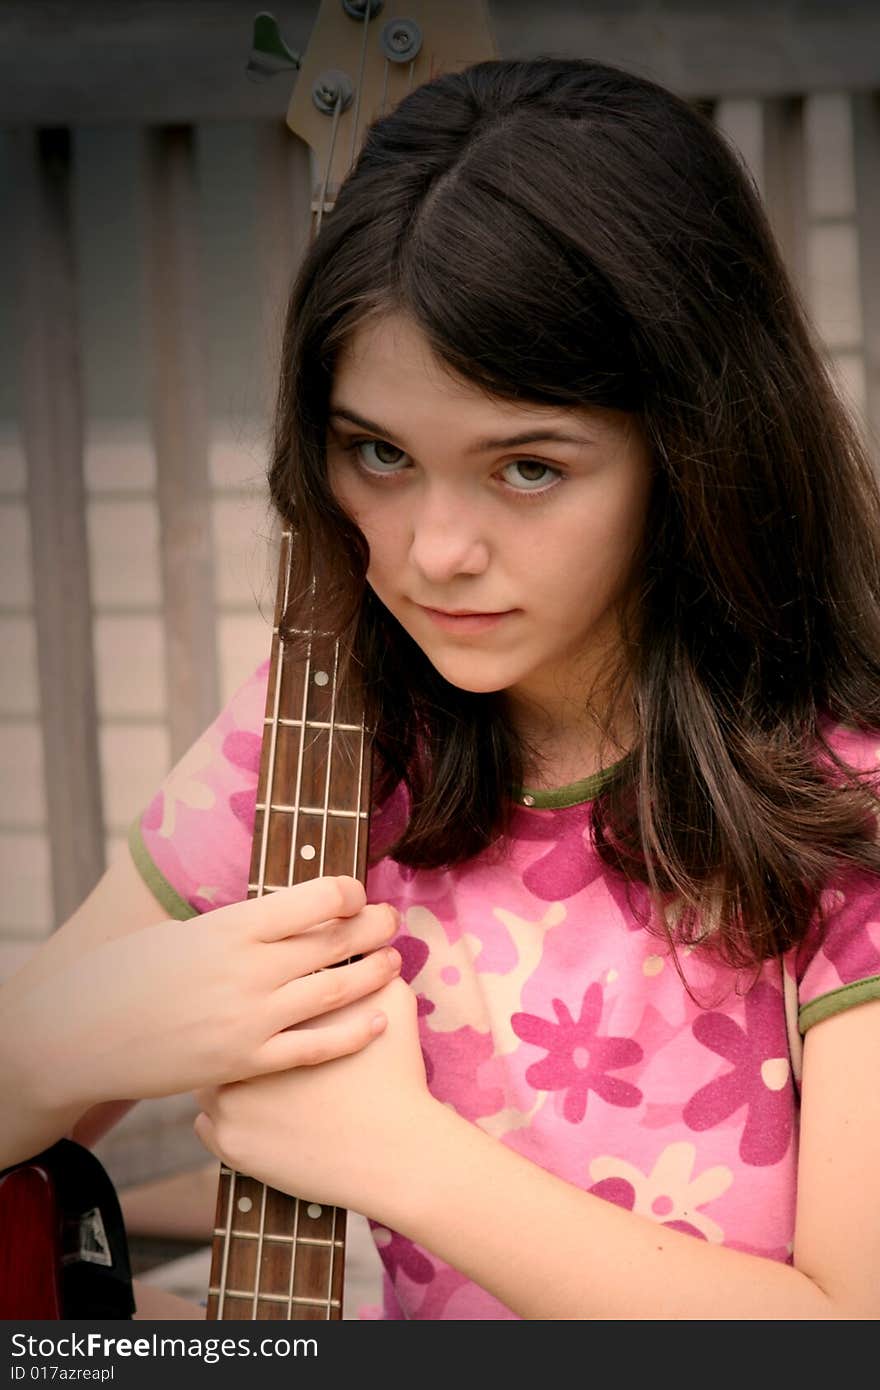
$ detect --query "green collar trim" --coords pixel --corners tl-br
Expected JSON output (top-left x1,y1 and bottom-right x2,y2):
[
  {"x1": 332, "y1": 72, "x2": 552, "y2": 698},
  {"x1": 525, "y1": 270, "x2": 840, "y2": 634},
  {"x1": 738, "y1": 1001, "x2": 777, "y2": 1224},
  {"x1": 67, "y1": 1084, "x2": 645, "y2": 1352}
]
[{"x1": 518, "y1": 756, "x2": 625, "y2": 810}]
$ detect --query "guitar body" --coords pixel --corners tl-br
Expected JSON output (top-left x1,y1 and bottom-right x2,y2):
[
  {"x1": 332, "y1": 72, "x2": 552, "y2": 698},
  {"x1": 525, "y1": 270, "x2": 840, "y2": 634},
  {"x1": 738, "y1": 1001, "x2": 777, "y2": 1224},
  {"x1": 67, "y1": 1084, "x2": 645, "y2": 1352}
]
[
  {"x1": 0, "y1": 1140, "x2": 135, "y2": 1320},
  {"x1": 0, "y1": 1157, "x2": 62, "y2": 1318}
]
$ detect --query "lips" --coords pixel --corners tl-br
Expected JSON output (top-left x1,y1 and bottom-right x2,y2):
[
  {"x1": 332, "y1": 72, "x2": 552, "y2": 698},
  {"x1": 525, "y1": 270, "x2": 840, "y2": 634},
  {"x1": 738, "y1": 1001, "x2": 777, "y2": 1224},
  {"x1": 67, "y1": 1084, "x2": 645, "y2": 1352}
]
[
  {"x1": 415, "y1": 603, "x2": 516, "y2": 634},
  {"x1": 424, "y1": 607, "x2": 505, "y2": 618}
]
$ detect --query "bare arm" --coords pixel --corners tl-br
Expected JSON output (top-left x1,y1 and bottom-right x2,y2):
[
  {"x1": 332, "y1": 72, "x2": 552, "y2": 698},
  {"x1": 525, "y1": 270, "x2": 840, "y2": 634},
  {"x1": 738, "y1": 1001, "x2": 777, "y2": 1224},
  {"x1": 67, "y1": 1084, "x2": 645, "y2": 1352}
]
[
  {"x1": 196, "y1": 982, "x2": 880, "y2": 1319},
  {"x1": 0, "y1": 849, "x2": 171, "y2": 1168},
  {"x1": 388, "y1": 998, "x2": 880, "y2": 1318},
  {"x1": 1, "y1": 854, "x2": 401, "y2": 1172}
]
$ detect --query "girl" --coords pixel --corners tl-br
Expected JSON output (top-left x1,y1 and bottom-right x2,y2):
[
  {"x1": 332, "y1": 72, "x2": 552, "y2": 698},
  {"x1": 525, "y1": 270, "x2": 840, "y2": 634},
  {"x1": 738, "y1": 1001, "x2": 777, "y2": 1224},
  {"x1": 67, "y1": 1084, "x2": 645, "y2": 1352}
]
[{"x1": 4, "y1": 57, "x2": 880, "y2": 1320}]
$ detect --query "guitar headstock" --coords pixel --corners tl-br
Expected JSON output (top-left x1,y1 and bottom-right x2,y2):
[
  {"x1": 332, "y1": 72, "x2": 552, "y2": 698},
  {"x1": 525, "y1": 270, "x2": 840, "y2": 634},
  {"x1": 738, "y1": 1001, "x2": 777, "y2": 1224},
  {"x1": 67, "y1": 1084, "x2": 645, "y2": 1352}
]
[{"x1": 250, "y1": 1, "x2": 497, "y2": 202}]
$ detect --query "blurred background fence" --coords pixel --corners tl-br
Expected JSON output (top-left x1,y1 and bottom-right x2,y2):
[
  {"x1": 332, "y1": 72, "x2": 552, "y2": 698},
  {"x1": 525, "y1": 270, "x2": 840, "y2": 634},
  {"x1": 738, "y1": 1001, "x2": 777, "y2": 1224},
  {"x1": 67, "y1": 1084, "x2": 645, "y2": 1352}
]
[{"x1": 1, "y1": 0, "x2": 878, "y2": 1196}]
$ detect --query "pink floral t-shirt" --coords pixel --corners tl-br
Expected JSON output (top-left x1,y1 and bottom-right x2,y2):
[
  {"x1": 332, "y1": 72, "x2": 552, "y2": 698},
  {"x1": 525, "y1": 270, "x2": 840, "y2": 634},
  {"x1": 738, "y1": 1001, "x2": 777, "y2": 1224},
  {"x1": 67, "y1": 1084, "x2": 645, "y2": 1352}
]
[{"x1": 130, "y1": 660, "x2": 880, "y2": 1319}]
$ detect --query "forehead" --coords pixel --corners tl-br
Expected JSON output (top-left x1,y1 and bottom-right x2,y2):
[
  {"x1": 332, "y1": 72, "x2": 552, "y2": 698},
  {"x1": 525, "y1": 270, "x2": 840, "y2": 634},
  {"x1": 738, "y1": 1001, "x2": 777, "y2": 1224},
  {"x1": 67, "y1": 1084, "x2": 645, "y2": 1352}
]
[
  {"x1": 331, "y1": 311, "x2": 607, "y2": 437},
  {"x1": 333, "y1": 311, "x2": 507, "y2": 424},
  {"x1": 330, "y1": 312, "x2": 645, "y2": 453}
]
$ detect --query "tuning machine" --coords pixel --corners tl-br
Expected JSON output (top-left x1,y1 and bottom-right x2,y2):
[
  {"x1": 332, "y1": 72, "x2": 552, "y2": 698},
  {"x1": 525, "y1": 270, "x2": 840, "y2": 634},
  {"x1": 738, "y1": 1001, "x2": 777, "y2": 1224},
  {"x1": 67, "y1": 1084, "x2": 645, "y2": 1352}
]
[{"x1": 245, "y1": 12, "x2": 302, "y2": 81}]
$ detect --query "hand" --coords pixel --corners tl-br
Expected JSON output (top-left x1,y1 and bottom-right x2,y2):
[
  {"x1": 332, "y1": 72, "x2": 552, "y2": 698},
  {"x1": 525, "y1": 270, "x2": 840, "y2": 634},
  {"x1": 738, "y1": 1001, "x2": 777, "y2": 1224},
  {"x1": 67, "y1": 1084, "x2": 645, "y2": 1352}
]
[
  {"x1": 193, "y1": 976, "x2": 433, "y2": 1217},
  {"x1": 17, "y1": 877, "x2": 402, "y2": 1111}
]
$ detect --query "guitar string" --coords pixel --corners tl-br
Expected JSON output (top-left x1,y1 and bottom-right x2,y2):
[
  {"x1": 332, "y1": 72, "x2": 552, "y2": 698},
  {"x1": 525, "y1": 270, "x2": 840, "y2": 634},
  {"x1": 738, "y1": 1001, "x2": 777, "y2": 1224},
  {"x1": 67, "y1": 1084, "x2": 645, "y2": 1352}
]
[
  {"x1": 215, "y1": 537, "x2": 291, "y2": 1317},
  {"x1": 280, "y1": 584, "x2": 315, "y2": 1311},
  {"x1": 280, "y1": 629, "x2": 341, "y2": 1317},
  {"x1": 280, "y1": 24, "x2": 384, "y2": 1313},
  {"x1": 287, "y1": 580, "x2": 315, "y2": 889},
  {"x1": 317, "y1": 636, "x2": 342, "y2": 1318},
  {"x1": 250, "y1": 1178, "x2": 270, "y2": 1319},
  {"x1": 306, "y1": 30, "x2": 390, "y2": 1315},
  {"x1": 254, "y1": 541, "x2": 295, "y2": 1317},
  {"x1": 347, "y1": 0, "x2": 373, "y2": 171}
]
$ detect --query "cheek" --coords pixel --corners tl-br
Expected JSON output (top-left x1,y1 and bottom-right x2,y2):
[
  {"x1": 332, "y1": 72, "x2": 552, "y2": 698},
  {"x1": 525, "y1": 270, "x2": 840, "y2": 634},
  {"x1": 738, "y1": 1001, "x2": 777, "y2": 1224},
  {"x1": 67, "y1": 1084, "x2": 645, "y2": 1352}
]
[
  {"x1": 590, "y1": 474, "x2": 650, "y2": 570},
  {"x1": 341, "y1": 505, "x2": 405, "y2": 592},
  {"x1": 328, "y1": 470, "x2": 388, "y2": 560},
  {"x1": 536, "y1": 497, "x2": 646, "y2": 613},
  {"x1": 327, "y1": 462, "x2": 359, "y2": 520}
]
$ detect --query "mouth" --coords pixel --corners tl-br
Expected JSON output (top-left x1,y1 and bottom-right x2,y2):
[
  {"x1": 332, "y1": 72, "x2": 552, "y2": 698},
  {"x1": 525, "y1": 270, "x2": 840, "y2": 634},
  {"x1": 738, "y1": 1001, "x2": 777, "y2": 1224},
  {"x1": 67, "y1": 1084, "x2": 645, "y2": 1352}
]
[
  {"x1": 424, "y1": 607, "x2": 505, "y2": 617},
  {"x1": 415, "y1": 604, "x2": 516, "y2": 634}
]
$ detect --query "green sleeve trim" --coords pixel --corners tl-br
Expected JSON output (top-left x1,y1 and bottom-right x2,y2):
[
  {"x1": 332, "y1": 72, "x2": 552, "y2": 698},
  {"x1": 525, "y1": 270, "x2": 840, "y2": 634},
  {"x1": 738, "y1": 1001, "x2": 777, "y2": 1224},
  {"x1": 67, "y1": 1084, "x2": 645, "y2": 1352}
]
[
  {"x1": 799, "y1": 974, "x2": 880, "y2": 1032},
  {"x1": 127, "y1": 818, "x2": 199, "y2": 921}
]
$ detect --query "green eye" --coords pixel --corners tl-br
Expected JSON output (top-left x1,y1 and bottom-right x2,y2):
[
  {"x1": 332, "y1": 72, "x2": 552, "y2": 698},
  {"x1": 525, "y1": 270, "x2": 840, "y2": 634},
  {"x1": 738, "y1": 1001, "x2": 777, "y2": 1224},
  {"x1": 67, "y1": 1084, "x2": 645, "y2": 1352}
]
[
  {"x1": 358, "y1": 440, "x2": 409, "y2": 472},
  {"x1": 501, "y1": 460, "x2": 559, "y2": 491}
]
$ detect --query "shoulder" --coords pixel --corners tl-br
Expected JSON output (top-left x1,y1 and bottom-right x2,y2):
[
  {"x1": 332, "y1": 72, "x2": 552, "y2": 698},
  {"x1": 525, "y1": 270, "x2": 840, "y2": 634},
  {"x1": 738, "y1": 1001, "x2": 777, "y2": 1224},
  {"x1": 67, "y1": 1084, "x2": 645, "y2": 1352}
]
[
  {"x1": 794, "y1": 715, "x2": 880, "y2": 1033},
  {"x1": 132, "y1": 660, "x2": 271, "y2": 916}
]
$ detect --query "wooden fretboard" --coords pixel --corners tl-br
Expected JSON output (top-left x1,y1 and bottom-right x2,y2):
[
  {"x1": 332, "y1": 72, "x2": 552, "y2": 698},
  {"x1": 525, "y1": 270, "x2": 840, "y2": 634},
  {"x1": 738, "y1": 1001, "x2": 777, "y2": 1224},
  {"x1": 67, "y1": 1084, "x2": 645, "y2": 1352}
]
[{"x1": 205, "y1": 532, "x2": 372, "y2": 1320}]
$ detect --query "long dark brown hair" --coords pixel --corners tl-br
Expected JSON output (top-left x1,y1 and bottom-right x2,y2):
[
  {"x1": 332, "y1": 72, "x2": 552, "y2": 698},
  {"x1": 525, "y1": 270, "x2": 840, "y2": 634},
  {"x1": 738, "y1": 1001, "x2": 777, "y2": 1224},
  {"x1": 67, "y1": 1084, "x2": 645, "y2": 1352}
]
[{"x1": 268, "y1": 57, "x2": 880, "y2": 968}]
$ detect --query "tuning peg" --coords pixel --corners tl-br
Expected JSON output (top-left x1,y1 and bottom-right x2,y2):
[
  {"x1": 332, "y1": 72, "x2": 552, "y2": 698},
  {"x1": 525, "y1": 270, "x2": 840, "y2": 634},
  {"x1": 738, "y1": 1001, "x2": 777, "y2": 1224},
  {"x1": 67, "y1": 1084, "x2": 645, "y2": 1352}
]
[
  {"x1": 343, "y1": 1, "x2": 385, "y2": 17},
  {"x1": 246, "y1": 11, "x2": 302, "y2": 81}
]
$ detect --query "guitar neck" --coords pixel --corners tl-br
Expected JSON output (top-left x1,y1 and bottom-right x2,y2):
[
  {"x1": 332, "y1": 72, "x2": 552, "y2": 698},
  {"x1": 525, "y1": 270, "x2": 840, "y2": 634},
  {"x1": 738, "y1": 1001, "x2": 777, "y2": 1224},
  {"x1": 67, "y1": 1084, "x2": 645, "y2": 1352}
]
[
  {"x1": 204, "y1": 0, "x2": 496, "y2": 1320},
  {"x1": 206, "y1": 532, "x2": 372, "y2": 1320}
]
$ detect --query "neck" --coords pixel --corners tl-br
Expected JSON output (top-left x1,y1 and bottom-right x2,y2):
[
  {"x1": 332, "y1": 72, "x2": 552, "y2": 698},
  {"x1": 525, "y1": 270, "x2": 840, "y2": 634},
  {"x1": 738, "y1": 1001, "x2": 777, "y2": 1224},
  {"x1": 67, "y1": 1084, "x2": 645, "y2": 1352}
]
[{"x1": 505, "y1": 683, "x2": 637, "y2": 791}]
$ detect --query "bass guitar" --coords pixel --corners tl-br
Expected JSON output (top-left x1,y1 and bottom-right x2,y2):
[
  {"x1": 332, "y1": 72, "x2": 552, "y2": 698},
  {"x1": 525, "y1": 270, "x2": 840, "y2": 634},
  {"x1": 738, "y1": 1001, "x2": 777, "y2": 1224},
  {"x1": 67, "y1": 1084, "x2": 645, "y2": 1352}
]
[{"x1": 204, "y1": 0, "x2": 495, "y2": 1321}]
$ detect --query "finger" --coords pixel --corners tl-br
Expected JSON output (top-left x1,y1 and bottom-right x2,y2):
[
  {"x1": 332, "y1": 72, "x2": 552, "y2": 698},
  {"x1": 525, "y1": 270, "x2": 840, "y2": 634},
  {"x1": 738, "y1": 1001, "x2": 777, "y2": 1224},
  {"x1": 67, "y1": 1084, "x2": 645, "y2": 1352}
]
[
  {"x1": 193, "y1": 1111, "x2": 220, "y2": 1158},
  {"x1": 228, "y1": 876, "x2": 368, "y2": 943},
  {"x1": 274, "y1": 903, "x2": 398, "y2": 979},
  {"x1": 267, "y1": 947, "x2": 401, "y2": 1032},
  {"x1": 256, "y1": 1003, "x2": 388, "y2": 1072}
]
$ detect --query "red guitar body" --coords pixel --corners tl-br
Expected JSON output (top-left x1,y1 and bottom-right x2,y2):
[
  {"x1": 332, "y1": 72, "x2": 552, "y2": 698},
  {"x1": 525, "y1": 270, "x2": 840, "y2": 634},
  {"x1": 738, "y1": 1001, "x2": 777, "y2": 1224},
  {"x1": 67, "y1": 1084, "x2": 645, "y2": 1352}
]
[
  {"x1": 0, "y1": 1140, "x2": 135, "y2": 1320},
  {"x1": 0, "y1": 1157, "x2": 62, "y2": 1318}
]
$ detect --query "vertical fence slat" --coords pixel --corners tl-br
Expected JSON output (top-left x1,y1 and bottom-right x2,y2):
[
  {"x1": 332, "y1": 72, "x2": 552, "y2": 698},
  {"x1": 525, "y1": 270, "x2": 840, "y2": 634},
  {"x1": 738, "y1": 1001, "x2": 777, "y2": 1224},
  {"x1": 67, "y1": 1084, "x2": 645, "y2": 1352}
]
[
  {"x1": 852, "y1": 90, "x2": 880, "y2": 461},
  {"x1": 146, "y1": 125, "x2": 219, "y2": 761},
  {"x1": 254, "y1": 122, "x2": 312, "y2": 419},
  {"x1": 14, "y1": 127, "x2": 104, "y2": 926}
]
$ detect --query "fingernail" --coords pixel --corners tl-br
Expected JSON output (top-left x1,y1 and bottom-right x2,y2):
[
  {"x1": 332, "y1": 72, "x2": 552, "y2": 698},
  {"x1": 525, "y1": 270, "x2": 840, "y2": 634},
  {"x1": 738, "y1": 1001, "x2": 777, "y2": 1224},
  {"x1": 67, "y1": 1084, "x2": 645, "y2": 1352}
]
[
  {"x1": 385, "y1": 947, "x2": 401, "y2": 972},
  {"x1": 370, "y1": 1013, "x2": 387, "y2": 1034}
]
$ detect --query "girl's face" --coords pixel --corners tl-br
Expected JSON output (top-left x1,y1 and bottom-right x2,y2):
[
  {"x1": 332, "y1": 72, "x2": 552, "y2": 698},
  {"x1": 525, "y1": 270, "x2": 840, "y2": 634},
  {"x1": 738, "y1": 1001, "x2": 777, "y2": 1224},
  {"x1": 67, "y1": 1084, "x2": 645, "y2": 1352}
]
[{"x1": 327, "y1": 313, "x2": 652, "y2": 715}]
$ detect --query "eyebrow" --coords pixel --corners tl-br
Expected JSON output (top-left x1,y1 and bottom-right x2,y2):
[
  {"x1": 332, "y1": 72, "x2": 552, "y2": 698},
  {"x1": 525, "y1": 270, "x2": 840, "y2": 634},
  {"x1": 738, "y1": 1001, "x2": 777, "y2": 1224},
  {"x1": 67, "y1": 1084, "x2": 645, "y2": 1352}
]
[{"x1": 328, "y1": 405, "x2": 597, "y2": 452}]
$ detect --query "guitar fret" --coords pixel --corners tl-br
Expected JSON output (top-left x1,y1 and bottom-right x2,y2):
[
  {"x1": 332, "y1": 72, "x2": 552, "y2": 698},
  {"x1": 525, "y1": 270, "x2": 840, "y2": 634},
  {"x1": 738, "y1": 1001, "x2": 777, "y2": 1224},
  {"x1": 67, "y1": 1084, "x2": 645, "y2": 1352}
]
[
  {"x1": 213, "y1": 1229, "x2": 344, "y2": 1248},
  {"x1": 272, "y1": 624, "x2": 336, "y2": 639},
  {"x1": 208, "y1": 1288, "x2": 340, "y2": 1309},
  {"x1": 266, "y1": 717, "x2": 365, "y2": 732},
  {"x1": 249, "y1": 881, "x2": 359, "y2": 894},
  {"x1": 256, "y1": 803, "x2": 368, "y2": 818}
]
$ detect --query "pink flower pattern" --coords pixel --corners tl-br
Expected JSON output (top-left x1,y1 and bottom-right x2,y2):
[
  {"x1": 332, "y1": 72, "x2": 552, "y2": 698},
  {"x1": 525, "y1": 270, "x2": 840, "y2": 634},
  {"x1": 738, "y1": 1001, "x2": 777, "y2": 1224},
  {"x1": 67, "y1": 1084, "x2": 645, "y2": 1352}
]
[
  {"x1": 508, "y1": 802, "x2": 599, "y2": 900},
  {"x1": 222, "y1": 729, "x2": 262, "y2": 834},
  {"x1": 135, "y1": 661, "x2": 880, "y2": 1317},
  {"x1": 683, "y1": 981, "x2": 793, "y2": 1165},
  {"x1": 587, "y1": 1176, "x2": 707, "y2": 1240},
  {"x1": 512, "y1": 983, "x2": 643, "y2": 1122}
]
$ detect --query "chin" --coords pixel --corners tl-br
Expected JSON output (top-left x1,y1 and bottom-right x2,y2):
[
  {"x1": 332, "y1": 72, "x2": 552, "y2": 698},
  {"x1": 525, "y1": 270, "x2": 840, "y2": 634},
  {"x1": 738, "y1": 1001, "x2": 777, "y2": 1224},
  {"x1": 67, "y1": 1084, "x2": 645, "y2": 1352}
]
[{"x1": 428, "y1": 664, "x2": 515, "y2": 695}]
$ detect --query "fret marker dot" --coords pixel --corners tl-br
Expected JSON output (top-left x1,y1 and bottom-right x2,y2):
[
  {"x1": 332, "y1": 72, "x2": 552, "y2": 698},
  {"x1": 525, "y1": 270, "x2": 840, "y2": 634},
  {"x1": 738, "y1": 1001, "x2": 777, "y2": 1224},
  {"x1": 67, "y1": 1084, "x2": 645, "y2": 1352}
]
[
  {"x1": 237, "y1": 1197, "x2": 253, "y2": 1213},
  {"x1": 300, "y1": 844, "x2": 316, "y2": 860},
  {"x1": 314, "y1": 671, "x2": 329, "y2": 686},
  {"x1": 306, "y1": 1204, "x2": 322, "y2": 1219}
]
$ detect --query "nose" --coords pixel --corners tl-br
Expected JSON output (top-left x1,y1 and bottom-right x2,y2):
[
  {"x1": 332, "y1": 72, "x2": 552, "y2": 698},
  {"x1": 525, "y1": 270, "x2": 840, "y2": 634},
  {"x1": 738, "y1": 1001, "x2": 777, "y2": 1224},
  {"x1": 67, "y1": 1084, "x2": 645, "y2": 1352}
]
[{"x1": 408, "y1": 484, "x2": 490, "y2": 582}]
